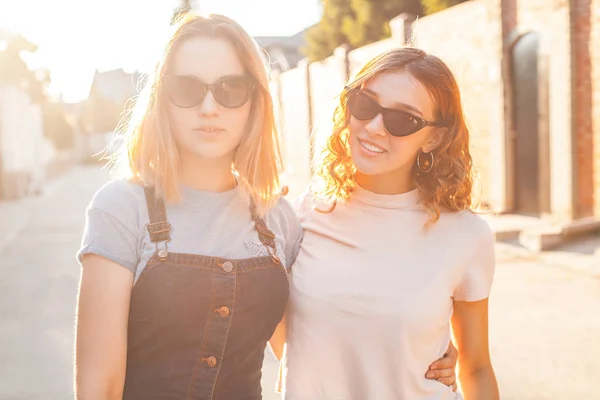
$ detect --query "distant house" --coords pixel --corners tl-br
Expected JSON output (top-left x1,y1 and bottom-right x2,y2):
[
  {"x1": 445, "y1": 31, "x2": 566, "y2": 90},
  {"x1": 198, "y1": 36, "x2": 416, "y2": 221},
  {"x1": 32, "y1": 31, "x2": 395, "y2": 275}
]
[
  {"x1": 79, "y1": 69, "x2": 143, "y2": 161},
  {"x1": 88, "y1": 69, "x2": 143, "y2": 105},
  {"x1": 255, "y1": 27, "x2": 311, "y2": 72},
  {"x1": 82, "y1": 69, "x2": 142, "y2": 134}
]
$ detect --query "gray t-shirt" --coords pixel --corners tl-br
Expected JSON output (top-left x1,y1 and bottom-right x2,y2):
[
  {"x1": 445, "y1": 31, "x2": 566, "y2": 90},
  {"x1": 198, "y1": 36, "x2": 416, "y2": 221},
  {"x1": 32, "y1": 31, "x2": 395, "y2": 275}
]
[{"x1": 77, "y1": 179, "x2": 303, "y2": 283}]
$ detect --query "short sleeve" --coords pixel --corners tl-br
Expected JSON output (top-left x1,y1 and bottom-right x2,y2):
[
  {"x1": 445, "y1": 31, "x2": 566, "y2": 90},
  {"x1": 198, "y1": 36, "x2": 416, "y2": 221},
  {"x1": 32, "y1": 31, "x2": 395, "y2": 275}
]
[
  {"x1": 453, "y1": 218, "x2": 496, "y2": 302},
  {"x1": 287, "y1": 227, "x2": 303, "y2": 270},
  {"x1": 293, "y1": 190, "x2": 329, "y2": 222},
  {"x1": 272, "y1": 197, "x2": 304, "y2": 270},
  {"x1": 76, "y1": 180, "x2": 142, "y2": 274}
]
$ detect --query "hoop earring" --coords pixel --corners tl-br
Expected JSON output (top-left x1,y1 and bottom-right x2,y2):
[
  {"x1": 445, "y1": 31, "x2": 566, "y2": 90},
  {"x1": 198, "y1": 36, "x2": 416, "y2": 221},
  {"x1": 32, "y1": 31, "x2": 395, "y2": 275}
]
[{"x1": 417, "y1": 151, "x2": 434, "y2": 173}]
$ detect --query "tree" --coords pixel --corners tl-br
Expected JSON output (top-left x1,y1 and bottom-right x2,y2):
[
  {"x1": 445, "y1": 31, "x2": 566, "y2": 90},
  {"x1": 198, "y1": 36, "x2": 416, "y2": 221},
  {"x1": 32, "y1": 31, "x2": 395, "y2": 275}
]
[
  {"x1": 421, "y1": 0, "x2": 467, "y2": 15},
  {"x1": 0, "y1": 34, "x2": 47, "y2": 104},
  {"x1": 304, "y1": 0, "x2": 354, "y2": 61},
  {"x1": 343, "y1": 0, "x2": 423, "y2": 47},
  {"x1": 0, "y1": 34, "x2": 75, "y2": 150},
  {"x1": 171, "y1": 0, "x2": 196, "y2": 25},
  {"x1": 304, "y1": 0, "x2": 468, "y2": 61},
  {"x1": 304, "y1": 0, "x2": 422, "y2": 62}
]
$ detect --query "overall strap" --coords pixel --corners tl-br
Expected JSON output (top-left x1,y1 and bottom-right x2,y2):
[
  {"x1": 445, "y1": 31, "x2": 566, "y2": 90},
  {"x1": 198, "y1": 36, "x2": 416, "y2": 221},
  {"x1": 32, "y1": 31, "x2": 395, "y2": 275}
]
[
  {"x1": 249, "y1": 198, "x2": 279, "y2": 260},
  {"x1": 143, "y1": 187, "x2": 171, "y2": 244}
]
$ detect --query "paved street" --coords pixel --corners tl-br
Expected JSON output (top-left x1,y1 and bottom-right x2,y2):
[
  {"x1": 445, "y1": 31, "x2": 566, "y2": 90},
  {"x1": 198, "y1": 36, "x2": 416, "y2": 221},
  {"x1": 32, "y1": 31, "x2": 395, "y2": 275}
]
[{"x1": 1, "y1": 165, "x2": 599, "y2": 399}]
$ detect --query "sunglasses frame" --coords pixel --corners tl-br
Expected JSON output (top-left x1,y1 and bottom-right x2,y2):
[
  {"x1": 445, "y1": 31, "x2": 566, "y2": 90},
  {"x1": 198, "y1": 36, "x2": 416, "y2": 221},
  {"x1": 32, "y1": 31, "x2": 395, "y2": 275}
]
[
  {"x1": 345, "y1": 87, "x2": 446, "y2": 137},
  {"x1": 162, "y1": 74, "x2": 257, "y2": 109}
]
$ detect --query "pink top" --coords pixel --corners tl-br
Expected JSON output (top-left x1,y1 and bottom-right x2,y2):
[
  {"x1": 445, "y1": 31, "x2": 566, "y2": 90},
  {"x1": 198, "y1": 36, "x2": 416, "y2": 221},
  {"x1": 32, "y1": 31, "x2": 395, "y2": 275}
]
[{"x1": 282, "y1": 185, "x2": 495, "y2": 400}]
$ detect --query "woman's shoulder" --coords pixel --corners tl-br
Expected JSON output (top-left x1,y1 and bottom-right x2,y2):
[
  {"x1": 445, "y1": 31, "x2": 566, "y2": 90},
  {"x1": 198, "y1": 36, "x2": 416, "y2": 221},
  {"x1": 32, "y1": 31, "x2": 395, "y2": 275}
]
[
  {"x1": 88, "y1": 177, "x2": 146, "y2": 216},
  {"x1": 265, "y1": 195, "x2": 301, "y2": 232},
  {"x1": 442, "y1": 209, "x2": 494, "y2": 242}
]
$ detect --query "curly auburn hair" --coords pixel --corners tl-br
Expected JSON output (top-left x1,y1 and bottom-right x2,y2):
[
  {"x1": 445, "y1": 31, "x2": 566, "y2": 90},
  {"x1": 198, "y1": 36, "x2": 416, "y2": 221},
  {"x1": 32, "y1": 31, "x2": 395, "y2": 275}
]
[{"x1": 314, "y1": 47, "x2": 474, "y2": 225}]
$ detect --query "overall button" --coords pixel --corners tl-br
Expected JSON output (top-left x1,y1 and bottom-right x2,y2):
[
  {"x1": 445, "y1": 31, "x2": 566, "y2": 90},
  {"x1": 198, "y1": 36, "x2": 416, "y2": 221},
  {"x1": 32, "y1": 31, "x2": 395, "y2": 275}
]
[
  {"x1": 222, "y1": 261, "x2": 234, "y2": 272},
  {"x1": 218, "y1": 306, "x2": 230, "y2": 317},
  {"x1": 206, "y1": 356, "x2": 217, "y2": 368}
]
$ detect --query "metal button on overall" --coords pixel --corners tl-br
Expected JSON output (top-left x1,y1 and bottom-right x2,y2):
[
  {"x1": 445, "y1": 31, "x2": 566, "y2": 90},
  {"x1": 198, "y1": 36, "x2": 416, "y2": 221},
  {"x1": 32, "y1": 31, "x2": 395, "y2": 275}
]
[
  {"x1": 206, "y1": 356, "x2": 217, "y2": 368},
  {"x1": 218, "y1": 307, "x2": 230, "y2": 317}
]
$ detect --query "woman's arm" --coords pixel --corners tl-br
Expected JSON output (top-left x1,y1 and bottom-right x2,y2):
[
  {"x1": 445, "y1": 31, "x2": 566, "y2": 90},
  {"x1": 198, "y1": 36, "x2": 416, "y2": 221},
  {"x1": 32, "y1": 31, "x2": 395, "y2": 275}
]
[
  {"x1": 74, "y1": 254, "x2": 134, "y2": 400},
  {"x1": 451, "y1": 298, "x2": 499, "y2": 400},
  {"x1": 268, "y1": 314, "x2": 287, "y2": 361}
]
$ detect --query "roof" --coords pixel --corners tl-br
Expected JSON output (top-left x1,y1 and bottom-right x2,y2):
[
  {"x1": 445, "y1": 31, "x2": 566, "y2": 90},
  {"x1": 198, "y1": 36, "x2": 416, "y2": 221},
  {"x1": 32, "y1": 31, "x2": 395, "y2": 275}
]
[
  {"x1": 89, "y1": 69, "x2": 143, "y2": 103},
  {"x1": 254, "y1": 26, "x2": 313, "y2": 70},
  {"x1": 255, "y1": 28, "x2": 307, "y2": 49}
]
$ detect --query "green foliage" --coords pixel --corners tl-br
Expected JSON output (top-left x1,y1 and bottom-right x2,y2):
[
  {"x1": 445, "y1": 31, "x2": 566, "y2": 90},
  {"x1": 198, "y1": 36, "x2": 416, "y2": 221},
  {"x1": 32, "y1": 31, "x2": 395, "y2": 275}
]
[
  {"x1": 171, "y1": 0, "x2": 195, "y2": 25},
  {"x1": 304, "y1": 0, "x2": 468, "y2": 61},
  {"x1": 0, "y1": 35, "x2": 47, "y2": 104},
  {"x1": 342, "y1": 0, "x2": 422, "y2": 47},
  {"x1": 421, "y1": 0, "x2": 468, "y2": 15},
  {"x1": 0, "y1": 34, "x2": 77, "y2": 150},
  {"x1": 304, "y1": 0, "x2": 422, "y2": 62},
  {"x1": 304, "y1": 0, "x2": 354, "y2": 62}
]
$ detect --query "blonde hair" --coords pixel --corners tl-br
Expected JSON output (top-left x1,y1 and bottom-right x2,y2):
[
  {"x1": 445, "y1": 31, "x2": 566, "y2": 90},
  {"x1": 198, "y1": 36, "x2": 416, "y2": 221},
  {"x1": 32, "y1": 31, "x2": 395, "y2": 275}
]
[
  {"x1": 315, "y1": 48, "x2": 474, "y2": 225},
  {"x1": 113, "y1": 13, "x2": 282, "y2": 214}
]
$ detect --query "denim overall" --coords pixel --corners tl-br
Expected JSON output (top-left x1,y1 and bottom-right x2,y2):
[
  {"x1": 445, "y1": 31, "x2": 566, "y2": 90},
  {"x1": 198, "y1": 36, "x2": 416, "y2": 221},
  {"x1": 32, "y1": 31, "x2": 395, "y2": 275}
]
[{"x1": 122, "y1": 187, "x2": 289, "y2": 399}]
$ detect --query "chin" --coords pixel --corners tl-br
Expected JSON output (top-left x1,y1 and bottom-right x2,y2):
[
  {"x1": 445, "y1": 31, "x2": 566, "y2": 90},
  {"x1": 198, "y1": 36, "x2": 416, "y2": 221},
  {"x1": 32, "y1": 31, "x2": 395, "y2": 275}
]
[
  {"x1": 349, "y1": 155, "x2": 388, "y2": 177},
  {"x1": 183, "y1": 142, "x2": 237, "y2": 161},
  {"x1": 349, "y1": 146, "x2": 387, "y2": 176}
]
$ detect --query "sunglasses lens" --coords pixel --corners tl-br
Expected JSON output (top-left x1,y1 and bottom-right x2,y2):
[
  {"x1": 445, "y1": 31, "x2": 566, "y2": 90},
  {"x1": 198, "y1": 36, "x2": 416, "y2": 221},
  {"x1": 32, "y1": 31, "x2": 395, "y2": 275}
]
[
  {"x1": 347, "y1": 90, "x2": 424, "y2": 137},
  {"x1": 213, "y1": 76, "x2": 253, "y2": 108},
  {"x1": 348, "y1": 91, "x2": 379, "y2": 120},
  {"x1": 384, "y1": 110, "x2": 422, "y2": 137},
  {"x1": 163, "y1": 75, "x2": 206, "y2": 108}
]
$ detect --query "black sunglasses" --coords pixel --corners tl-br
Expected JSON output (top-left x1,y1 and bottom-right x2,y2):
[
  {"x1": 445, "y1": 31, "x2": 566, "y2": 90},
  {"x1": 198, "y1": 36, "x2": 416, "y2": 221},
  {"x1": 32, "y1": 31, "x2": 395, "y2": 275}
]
[
  {"x1": 162, "y1": 74, "x2": 256, "y2": 109},
  {"x1": 346, "y1": 88, "x2": 445, "y2": 137}
]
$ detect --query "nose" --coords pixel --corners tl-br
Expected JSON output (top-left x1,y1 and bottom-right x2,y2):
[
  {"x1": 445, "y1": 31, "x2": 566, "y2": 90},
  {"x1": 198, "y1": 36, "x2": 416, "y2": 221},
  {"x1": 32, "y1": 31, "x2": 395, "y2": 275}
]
[
  {"x1": 197, "y1": 90, "x2": 219, "y2": 116},
  {"x1": 364, "y1": 113, "x2": 386, "y2": 137}
]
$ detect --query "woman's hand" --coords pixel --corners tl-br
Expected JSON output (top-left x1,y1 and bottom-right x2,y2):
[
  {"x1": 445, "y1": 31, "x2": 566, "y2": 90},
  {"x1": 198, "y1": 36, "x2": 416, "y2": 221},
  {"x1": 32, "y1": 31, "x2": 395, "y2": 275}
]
[{"x1": 425, "y1": 341, "x2": 459, "y2": 391}]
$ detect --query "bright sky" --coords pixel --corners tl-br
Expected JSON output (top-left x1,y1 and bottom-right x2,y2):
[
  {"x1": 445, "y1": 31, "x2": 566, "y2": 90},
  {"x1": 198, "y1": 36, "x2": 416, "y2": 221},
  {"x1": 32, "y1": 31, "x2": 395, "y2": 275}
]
[{"x1": 0, "y1": 0, "x2": 321, "y2": 102}]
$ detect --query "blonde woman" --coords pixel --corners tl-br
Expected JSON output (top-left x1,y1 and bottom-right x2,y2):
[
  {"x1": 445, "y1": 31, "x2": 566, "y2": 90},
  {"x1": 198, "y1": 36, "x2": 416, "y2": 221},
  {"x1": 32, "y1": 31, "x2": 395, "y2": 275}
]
[
  {"x1": 278, "y1": 48, "x2": 499, "y2": 399},
  {"x1": 74, "y1": 13, "x2": 301, "y2": 399},
  {"x1": 74, "y1": 14, "x2": 457, "y2": 400}
]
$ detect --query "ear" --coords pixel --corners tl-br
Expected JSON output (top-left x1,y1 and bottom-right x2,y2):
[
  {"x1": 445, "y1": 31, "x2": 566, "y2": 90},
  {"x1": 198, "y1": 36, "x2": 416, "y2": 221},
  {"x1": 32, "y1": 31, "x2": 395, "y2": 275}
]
[{"x1": 422, "y1": 127, "x2": 448, "y2": 153}]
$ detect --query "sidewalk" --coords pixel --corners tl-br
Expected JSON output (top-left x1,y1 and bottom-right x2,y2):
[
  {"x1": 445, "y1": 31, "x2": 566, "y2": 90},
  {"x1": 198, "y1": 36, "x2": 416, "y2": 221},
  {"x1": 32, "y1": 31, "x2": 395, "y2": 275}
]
[
  {"x1": 482, "y1": 211, "x2": 600, "y2": 276},
  {"x1": 496, "y1": 235, "x2": 600, "y2": 276},
  {"x1": 0, "y1": 196, "x2": 36, "y2": 253},
  {"x1": 0, "y1": 168, "x2": 75, "y2": 253}
]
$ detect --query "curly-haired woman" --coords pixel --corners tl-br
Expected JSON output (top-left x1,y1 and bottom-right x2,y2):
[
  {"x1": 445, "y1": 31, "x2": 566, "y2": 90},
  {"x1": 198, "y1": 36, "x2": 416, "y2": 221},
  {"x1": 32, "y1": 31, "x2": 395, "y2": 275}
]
[{"x1": 274, "y1": 48, "x2": 499, "y2": 400}]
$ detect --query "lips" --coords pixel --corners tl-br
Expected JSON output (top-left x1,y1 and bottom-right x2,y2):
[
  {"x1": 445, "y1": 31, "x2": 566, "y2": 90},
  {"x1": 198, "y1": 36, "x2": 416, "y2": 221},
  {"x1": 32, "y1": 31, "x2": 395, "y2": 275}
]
[
  {"x1": 194, "y1": 125, "x2": 224, "y2": 133},
  {"x1": 358, "y1": 138, "x2": 386, "y2": 154}
]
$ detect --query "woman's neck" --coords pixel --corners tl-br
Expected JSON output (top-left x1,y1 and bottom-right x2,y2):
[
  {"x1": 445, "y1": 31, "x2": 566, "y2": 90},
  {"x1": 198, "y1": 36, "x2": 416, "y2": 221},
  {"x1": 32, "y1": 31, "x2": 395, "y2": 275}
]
[
  {"x1": 355, "y1": 169, "x2": 414, "y2": 195},
  {"x1": 179, "y1": 153, "x2": 237, "y2": 192}
]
